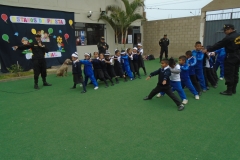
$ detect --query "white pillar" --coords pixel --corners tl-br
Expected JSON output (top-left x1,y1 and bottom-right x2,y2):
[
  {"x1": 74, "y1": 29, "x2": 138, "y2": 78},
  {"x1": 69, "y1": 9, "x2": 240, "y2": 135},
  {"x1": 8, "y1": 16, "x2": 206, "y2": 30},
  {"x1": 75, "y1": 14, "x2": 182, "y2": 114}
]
[{"x1": 200, "y1": 11, "x2": 206, "y2": 44}]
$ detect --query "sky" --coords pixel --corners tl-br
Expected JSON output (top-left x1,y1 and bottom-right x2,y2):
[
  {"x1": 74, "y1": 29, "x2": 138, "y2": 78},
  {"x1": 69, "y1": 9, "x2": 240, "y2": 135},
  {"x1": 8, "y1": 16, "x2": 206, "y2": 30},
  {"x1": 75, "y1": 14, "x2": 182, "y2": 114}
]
[{"x1": 145, "y1": 0, "x2": 240, "y2": 21}]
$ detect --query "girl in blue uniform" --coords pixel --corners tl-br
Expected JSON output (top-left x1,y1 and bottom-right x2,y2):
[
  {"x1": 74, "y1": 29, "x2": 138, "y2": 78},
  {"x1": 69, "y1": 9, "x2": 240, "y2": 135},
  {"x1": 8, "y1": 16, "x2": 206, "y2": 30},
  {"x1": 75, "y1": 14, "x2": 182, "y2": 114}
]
[{"x1": 121, "y1": 51, "x2": 134, "y2": 80}]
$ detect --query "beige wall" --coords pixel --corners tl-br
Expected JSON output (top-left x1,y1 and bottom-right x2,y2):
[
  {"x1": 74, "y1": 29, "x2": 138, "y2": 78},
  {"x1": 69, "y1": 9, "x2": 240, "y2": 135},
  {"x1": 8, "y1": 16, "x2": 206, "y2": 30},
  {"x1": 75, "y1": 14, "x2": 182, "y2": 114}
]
[
  {"x1": 0, "y1": 0, "x2": 143, "y2": 59},
  {"x1": 142, "y1": 16, "x2": 201, "y2": 58},
  {"x1": 202, "y1": 0, "x2": 240, "y2": 11}
]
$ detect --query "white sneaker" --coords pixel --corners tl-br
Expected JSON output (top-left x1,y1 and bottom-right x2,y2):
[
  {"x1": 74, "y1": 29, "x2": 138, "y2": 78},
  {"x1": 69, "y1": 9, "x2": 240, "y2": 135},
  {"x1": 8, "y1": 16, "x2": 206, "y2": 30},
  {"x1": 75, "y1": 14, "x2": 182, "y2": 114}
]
[
  {"x1": 182, "y1": 99, "x2": 188, "y2": 104},
  {"x1": 156, "y1": 93, "x2": 162, "y2": 98},
  {"x1": 219, "y1": 77, "x2": 223, "y2": 80},
  {"x1": 195, "y1": 95, "x2": 200, "y2": 100},
  {"x1": 94, "y1": 86, "x2": 99, "y2": 90}
]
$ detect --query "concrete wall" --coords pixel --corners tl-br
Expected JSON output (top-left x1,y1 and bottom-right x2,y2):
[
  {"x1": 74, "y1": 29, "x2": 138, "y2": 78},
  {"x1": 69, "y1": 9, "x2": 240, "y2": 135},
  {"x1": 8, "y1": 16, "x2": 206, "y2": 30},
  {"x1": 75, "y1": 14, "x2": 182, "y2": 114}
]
[
  {"x1": 0, "y1": 0, "x2": 143, "y2": 59},
  {"x1": 142, "y1": 16, "x2": 201, "y2": 58},
  {"x1": 202, "y1": 0, "x2": 240, "y2": 12}
]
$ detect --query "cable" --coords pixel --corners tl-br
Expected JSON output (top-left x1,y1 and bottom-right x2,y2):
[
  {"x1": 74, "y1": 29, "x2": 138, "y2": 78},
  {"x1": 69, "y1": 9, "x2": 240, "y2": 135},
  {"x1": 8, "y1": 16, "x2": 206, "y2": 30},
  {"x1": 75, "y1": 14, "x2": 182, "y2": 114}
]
[
  {"x1": 146, "y1": 8, "x2": 200, "y2": 10},
  {"x1": 145, "y1": 0, "x2": 202, "y2": 7}
]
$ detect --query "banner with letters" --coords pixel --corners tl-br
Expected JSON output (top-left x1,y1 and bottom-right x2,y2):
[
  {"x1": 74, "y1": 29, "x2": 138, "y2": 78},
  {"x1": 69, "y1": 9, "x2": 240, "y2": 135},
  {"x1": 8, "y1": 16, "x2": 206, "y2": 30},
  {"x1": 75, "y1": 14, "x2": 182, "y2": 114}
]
[{"x1": 0, "y1": 5, "x2": 75, "y2": 73}]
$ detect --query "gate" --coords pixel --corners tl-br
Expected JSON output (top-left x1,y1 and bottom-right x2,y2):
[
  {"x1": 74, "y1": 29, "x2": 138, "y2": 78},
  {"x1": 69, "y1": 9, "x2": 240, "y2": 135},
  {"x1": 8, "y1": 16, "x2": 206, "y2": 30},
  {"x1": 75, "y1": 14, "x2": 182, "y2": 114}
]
[{"x1": 204, "y1": 11, "x2": 240, "y2": 46}]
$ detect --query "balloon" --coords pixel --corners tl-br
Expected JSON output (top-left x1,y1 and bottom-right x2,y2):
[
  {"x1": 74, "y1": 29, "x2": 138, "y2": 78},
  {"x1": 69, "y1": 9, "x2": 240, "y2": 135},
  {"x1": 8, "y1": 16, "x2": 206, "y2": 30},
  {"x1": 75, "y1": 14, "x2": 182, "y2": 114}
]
[
  {"x1": 14, "y1": 32, "x2": 19, "y2": 36},
  {"x1": 48, "y1": 28, "x2": 53, "y2": 34},
  {"x1": 64, "y1": 33, "x2": 69, "y2": 39},
  {"x1": 69, "y1": 19, "x2": 73, "y2": 26},
  {"x1": 29, "y1": 39, "x2": 33, "y2": 43},
  {"x1": 2, "y1": 34, "x2": 9, "y2": 42},
  {"x1": 53, "y1": 35, "x2": 56, "y2": 39},
  {"x1": 59, "y1": 30, "x2": 62, "y2": 33},
  {"x1": 1, "y1": 14, "x2": 8, "y2": 23},
  {"x1": 31, "y1": 28, "x2": 36, "y2": 35}
]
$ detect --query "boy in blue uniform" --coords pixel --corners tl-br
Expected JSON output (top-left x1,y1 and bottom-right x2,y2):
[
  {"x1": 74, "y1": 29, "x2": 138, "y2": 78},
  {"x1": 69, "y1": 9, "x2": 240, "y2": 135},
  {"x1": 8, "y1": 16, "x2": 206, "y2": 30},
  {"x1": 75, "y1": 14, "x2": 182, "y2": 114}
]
[
  {"x1": 121, "y1": 51, "x2": 134, "y2": 80},
  {"x1": 192, "y1": 41, "x2": 207, "y2": 92},
  {"x1": 143, "y1": 59, "x2": 185, "y2": 111},
  {"x1": 185, "y1": 51, "x2": 202, "y2": 95},
  {"x1": 214, "y1": 48, "x2": 226, "y2": 80},
  {"x1": 179, "y1": 56, "x2": 200, "y2": 100},
  {"x1": 80, "y1": 53, "x2": 98, "y2": 90},
  {"x1": 71, "y1": 52, "x2": 86, "y2": 93}
]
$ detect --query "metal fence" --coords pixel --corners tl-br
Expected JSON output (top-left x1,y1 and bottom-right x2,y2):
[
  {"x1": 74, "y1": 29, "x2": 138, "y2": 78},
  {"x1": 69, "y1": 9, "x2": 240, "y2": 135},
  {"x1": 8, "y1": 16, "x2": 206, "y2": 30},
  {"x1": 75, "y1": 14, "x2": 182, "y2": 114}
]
[{"x1": 206, "y1": 11, "x2": 240, "y2": 21}]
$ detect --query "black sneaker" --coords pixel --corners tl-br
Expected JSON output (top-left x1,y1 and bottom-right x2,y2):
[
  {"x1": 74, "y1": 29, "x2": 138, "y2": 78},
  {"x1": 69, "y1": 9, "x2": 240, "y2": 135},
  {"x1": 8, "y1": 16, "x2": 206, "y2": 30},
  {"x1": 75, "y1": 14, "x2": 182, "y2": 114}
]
[
  {"x1": 34, "y1": 84, "x2": 39, "y2": 89},
  {"x1": 220, "y1": 91, "x2": 232, "y2": 96},
  {"x1": 116, "y1": 81, "x2": 119, "y2": 84},
  {"x1": 178, "y1": 104, "x2": 185, "y2": 111},
  {"x1": 143, "y1": 96, "x2": 151, "y2": 100},
  {"x1": 111, "y1": 83, "x2": 114, "y2": 86},
  {"x1": 70, "y1": 87, "x2": 76, "y2": 89},
  {"x1": 199, "y1": 91, "x2": 203, "y2": 96},
  {"x1": 138, "y1": 76, "x2": 141, "y2": 79},
  {"x1": 105, "y1": 85, "x2": 109, "y2": 88},
  {"x1": 81, "y1": 90, "x2": 86, "y2": 93}
]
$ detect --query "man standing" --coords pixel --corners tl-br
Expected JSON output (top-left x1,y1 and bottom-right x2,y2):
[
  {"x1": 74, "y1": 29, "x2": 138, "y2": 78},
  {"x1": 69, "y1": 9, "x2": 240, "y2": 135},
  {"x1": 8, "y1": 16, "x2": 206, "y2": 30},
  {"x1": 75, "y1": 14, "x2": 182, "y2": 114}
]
[
  {"x1": 159, "y1": 34, "x2": 169, "y2": 62},
  {"x1": 97, "y1": 37, "x2": 109, "y2": 54},
  {"x1": 204, "y1": 24, "x2": 240, "y2": 95},
  {"x1": 13, "y1": 31, "x2": 52, "y2": 89}
]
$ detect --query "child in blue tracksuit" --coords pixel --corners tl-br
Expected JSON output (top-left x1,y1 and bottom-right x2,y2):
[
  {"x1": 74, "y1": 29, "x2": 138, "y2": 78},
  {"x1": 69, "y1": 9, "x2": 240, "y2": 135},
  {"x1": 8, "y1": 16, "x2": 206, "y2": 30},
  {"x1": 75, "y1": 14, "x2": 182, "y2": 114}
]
[
  {"x1": 80, "y1": 53, "x2": 98, "y2": 90},
  {"x1": 192, "y1": 41, "x2": 207, "y2": 92},
  {"x1": 157, "y1": 58, "x2": 188, "y2": 104},
  {"x1": 179, "y1": 55, "x2": 200, "y2": 100},
  {"x1": 214, "y1": 48, "x2": 226, "y2": 80},
  {"x1": 185, "y1": 51, "x2": 202, "y2": 95},
  {"x1": 121, "y1": 51, "x2": 134, "y2": 80}
]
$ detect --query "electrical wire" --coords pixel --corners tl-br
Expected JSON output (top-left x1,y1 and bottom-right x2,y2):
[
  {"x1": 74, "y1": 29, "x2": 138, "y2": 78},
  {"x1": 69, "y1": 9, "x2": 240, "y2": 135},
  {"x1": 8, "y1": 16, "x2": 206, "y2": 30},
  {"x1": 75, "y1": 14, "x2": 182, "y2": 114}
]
[{"x1": 145, "y1": 0, "x2": 202, "y2": 7}]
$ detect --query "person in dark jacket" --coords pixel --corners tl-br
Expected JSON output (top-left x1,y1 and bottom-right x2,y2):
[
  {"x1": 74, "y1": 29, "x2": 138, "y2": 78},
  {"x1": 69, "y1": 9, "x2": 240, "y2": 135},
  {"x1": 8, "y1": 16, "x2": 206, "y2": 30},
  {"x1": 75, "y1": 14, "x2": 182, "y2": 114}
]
[
  {"x1": 13, "y1": 32, "x2": 51, "y2": 89},
  {"x1": 71, "y1": 52, "x2": 86, "y2": 93},
  {"x1": 97, "y1": 37, "x2": 109, "y2": 54},
  {"x1": 137, "y1": 44, "x2": 147, "y2": 75},
  {"x1": 113, "y1": 49, "x2": 127, "y2": 82},
  {"x1": 203, "y1": 24, "x2": 240, "y2": 95},
  {"x1": 159, "y1": 34, "x2": 169, "y2": 62},
  {"x1": 143, "y1": 59, "x2": 184, "y2": 111}
]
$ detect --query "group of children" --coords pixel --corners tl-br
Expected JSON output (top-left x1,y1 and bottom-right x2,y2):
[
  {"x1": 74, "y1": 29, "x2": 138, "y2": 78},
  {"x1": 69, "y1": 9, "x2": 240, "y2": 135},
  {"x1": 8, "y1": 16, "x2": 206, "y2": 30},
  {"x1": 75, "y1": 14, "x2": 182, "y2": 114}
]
[
  {"x1": 70, "y1": 44, "x2": 147, "y2": 93},
  {"x1": 144, "y1": 41, "x2": 226, "y2": 111}
]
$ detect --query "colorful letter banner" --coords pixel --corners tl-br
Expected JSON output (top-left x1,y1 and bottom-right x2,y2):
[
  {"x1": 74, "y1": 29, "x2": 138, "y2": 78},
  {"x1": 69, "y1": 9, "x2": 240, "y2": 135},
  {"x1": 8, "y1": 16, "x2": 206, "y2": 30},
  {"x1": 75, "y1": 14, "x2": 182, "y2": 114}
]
[
  {"x1": 10, "y1": 16, "x2": 66, "y2": 25},
  {"x1": 25, "y1": 52, "x2": 62, "y2": 59}
]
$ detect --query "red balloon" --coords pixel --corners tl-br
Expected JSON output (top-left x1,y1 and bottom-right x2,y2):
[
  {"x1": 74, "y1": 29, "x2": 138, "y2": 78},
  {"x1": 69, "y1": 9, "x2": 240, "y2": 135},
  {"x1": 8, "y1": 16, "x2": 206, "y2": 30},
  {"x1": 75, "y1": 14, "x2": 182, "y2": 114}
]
[
  {"x1": 1, "y1": 14, "x2": 8, "y2": 22},
  {"x1": 64, "y1": 33, "x2": 69, "y2": 39}
]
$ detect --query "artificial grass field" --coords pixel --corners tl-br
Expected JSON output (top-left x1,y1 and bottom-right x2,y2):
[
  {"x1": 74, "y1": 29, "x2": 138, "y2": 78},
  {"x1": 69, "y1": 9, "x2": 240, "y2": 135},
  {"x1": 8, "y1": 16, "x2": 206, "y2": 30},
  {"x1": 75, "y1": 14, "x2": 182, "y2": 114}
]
[{"x1": 0, "y1": 59, "x2": 240, "y2": 160}]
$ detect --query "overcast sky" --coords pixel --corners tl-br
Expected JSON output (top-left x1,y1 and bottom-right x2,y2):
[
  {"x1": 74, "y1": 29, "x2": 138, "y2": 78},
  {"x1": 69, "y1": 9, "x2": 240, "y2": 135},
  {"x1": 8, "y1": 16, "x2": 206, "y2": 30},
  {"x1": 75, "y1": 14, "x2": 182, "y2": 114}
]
[{"x1": 145, "y1": 0, "x2": 240, "y2": 21}]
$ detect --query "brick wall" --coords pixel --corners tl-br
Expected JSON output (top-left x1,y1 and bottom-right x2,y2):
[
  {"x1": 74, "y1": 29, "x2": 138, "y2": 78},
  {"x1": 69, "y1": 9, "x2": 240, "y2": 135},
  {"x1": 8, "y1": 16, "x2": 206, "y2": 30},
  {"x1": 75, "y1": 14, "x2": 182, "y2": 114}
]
[{"x1": 142, "y1": 16, "x2": 201, "y2": 58}]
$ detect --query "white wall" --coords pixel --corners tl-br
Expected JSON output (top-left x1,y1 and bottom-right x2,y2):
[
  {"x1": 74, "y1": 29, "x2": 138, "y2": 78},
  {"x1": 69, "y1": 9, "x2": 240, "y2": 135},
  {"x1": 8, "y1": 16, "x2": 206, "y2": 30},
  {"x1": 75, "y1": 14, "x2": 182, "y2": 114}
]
[{"x1": 0, "y1": 0, "x2": 143, "y2": 59}]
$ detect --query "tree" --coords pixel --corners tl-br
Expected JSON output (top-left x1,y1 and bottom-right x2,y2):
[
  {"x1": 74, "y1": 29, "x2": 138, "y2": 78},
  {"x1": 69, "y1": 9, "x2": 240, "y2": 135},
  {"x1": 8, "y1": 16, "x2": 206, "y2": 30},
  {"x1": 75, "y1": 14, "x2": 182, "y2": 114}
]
[{"x1": 99, "y1": 0, "x2": 144, "y2": 48}]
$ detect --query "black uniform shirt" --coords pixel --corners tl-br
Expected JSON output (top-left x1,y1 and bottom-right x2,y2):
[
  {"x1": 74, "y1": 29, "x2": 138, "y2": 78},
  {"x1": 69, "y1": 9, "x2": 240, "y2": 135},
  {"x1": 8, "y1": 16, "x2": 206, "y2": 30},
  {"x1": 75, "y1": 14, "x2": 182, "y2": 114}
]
[
  {"x1": 159, "y1": 38, "x2": 170, "y2": 48},
  {"x1": 97, "y1": 42, "x2": 109, "y2": 54},
  {"x1": 72, "y1": 61, "x2": 82, "y2": 76},
  {"x1": 149, "y1": 67, "x2": 171, "y2": 87},
  {"x1": 207, "y1": 31, "x2": 240, "y2": 53},
  {"x1": 17, "y1": 41, "x2": 49, "y2": 60}
]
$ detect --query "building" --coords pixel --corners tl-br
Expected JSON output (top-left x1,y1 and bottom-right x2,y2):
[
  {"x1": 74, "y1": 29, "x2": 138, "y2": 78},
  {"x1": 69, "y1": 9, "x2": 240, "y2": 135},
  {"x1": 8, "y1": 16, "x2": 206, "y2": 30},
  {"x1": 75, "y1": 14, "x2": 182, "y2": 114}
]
[{"x1": 0, "y1": 0, "x2": 144, "y2": 72}]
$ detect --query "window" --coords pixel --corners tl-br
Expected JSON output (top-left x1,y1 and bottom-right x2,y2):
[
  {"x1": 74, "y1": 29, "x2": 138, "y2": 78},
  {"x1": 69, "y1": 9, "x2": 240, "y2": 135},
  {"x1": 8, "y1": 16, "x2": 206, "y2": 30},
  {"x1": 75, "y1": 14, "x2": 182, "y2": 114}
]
[
  {"x1": 116, "y1": 27, "x2": 133, "y2": 44},
  {"x1": 75, "y1": 22, "x2": 105, "y2": 46}
]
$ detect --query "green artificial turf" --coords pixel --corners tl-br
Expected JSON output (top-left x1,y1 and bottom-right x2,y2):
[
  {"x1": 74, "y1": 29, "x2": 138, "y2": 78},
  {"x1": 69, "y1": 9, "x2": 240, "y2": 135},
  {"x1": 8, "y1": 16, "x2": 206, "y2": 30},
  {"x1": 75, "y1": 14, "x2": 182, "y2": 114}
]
[{"x1": 0, "y1": 59, "x2": 240, "y2": 160}]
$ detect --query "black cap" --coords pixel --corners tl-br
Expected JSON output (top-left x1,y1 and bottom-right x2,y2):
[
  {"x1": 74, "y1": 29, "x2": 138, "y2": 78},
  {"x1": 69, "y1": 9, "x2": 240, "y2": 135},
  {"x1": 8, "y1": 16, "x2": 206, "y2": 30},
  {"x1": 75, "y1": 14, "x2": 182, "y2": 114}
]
[
  {"x1": 101, "y1": 37, "x2": 105, "y2": 40},
  {"x1": 164, "y1": 34, "x2": 167, "y2": 36},
  {"x1": 222, "y1": 24, "x2": 234, "y2": 31}
]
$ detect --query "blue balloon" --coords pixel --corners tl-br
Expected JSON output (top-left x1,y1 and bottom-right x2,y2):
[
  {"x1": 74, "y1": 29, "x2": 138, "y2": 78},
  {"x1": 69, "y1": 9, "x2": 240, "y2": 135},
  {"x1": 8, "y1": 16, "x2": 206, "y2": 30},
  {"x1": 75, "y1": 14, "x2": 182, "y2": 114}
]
[
  {"x1": 53, "y1": 35, "x2": 56, "y2": 39},
  {"x1": 59, "y1": 30, "x2": 62, "y2": 33},
  {"x1": 14, "y1": 32, "x2": 19, "y2": 36}
]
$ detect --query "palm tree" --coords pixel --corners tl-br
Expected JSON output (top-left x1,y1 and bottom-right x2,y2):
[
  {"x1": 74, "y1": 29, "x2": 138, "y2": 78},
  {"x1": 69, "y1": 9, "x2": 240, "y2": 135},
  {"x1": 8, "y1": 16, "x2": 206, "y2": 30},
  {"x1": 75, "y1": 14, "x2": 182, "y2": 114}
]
[{"x1": 99, "y1": 0, "x2": 144, "y2": 47}]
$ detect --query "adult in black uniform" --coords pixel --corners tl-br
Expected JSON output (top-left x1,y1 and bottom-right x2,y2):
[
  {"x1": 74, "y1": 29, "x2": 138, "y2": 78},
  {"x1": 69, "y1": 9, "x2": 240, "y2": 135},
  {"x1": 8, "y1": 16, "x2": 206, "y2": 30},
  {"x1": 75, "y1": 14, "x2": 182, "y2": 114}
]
[
  {"x1": 13, "y1": 32, "x2": 52, "y2": 89},
  {"x1": 204, "y1": 24, "x2": 240, "y2": 95},
  {"x1": 97, "y1": 37, "x2": 109, "y2": 54},
  {"x1": 159, "y1": 34, "x2": 169, "y2": 62}
]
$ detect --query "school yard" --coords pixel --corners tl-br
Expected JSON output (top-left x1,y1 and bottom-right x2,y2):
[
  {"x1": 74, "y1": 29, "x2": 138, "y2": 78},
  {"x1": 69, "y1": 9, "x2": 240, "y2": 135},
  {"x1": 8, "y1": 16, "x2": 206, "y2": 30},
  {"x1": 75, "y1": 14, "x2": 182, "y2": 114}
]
[{"x1": 0, "y1": 59, "x2": 239, "y2": 160}]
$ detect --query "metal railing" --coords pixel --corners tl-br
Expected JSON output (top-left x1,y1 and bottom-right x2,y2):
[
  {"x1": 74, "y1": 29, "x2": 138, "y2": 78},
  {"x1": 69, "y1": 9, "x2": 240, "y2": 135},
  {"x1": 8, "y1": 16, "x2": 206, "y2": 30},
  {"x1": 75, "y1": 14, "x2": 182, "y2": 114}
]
[{"x1": 206, "y1": 11, "x2": 240, "y2": 21}]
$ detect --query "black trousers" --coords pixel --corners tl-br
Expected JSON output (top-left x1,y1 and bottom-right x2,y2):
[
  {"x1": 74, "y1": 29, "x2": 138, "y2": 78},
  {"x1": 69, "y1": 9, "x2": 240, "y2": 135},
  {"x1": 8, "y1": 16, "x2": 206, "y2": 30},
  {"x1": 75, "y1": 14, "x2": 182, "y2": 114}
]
[
  {"x1": 224, "y1": 53, "x2": 240, "y2": 91},
  {"x1": 190, "y1": 75, "x2": 202, "y2": 93},
  {"x1": 160, "y1": 47, "x2": 168, "y2": 60},
  {"x1": 32, "y1": 59, "x2": 47, "y2": 83},
  {"x1": 148, "y1": 85, "x2": 182, "y2": 106},
  {"x1": 204, "y1": 68, "x2": 217, "y2": 86}
]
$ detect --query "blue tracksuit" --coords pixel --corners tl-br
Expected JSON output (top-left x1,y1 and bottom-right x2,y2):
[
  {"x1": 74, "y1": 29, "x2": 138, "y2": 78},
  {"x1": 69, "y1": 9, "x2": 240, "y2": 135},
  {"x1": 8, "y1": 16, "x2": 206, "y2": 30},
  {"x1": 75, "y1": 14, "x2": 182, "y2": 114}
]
[
  {"x1": 180, "y1": 63, "x2": 199, "y2": 96},
  {"x1": 214, "y1": 48, "x2": 226, "y2": 78},
  {"x1": 121, "y1": 55, "x2": 133, "y2": 79},
  {"x1": 160, "y1": 65, "x2": 187, "y2": 100},
  {"x1": 192, "y1": 50, "x2": 207, "y2": 90},
  {"x1": 187, "y1": 56, "x2": 197, "y2": 75},
  {"x1": 79, "y1": 60, "x2": 98, "y2": 87}
]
